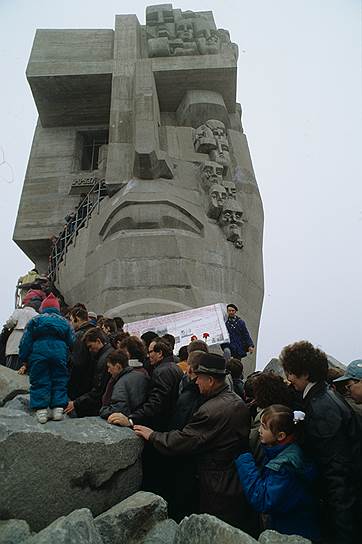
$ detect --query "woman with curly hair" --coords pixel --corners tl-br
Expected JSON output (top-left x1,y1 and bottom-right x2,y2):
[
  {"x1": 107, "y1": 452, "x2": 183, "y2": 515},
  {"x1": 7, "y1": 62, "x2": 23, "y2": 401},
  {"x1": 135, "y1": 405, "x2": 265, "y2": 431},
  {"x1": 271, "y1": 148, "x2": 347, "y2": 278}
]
[{"x1": 280, "y1": 340, "x2": 361, "y2": 544}]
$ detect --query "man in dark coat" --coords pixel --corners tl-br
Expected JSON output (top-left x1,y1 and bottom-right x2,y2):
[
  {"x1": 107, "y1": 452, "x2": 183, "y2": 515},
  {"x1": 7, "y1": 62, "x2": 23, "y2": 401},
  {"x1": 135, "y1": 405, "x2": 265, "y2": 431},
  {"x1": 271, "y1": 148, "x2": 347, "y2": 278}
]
[
  {"x1": 68, "y1": 306, "x2": 94, "y2": 399},
  {"x1": 100, "y1": 349, "x2": 149, "y2": 419},
  {"x1": 65, "y1": 328, "x2": 113, "y2": 417},
  {"x1": 224, "y1": 303, "x2": 254, "y2": 359},
  {"x1": 281, "y1": 341, "x2": 361, "y2": 544},
  {"x1": 108, "y1": 339, "x2": 183, "y2": 500},
  {"x1": 108, "y1": 339, "x2": 183, "y2": 431},
  {"x1": 133, "y1": 353, "x2": 253, "y2": 530}
]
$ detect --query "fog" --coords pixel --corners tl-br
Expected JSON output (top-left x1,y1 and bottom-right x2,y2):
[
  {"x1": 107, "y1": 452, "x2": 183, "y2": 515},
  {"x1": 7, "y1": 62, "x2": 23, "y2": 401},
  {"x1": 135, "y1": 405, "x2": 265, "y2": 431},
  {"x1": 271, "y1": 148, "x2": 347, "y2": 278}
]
[{"x1": 0, "y1": 0, "x2": 361, "y2": 369}]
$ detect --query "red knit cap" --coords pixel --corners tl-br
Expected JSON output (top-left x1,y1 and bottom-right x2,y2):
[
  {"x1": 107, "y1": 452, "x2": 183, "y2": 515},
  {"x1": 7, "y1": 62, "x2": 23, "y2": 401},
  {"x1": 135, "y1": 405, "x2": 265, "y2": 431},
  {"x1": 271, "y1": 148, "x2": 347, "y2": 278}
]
[{"x1": 39, "y1": 293, "x2": 60, "y2": 312}]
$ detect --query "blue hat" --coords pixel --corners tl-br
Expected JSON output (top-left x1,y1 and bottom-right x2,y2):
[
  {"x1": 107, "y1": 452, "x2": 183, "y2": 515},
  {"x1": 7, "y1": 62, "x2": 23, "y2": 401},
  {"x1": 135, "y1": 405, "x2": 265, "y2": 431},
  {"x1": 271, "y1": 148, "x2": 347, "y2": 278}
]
[{"x1": 333, "y1": 359, "x2": 362, "y2": 382}]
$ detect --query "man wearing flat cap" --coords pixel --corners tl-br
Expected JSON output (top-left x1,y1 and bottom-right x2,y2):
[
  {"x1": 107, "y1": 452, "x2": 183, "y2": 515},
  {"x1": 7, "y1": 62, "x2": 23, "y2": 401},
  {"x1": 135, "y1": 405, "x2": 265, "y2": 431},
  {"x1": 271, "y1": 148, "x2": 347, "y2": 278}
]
[{"x1": 133, "y1": 353, "x2": 253, "y2": 530}]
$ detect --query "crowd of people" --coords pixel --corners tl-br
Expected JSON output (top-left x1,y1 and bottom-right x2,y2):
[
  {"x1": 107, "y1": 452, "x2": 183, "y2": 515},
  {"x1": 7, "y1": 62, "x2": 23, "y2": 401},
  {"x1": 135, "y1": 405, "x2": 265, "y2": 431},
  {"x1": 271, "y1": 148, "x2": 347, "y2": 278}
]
[{"x1": 1, "y1": 288, "x2": 361, "y2": 544}]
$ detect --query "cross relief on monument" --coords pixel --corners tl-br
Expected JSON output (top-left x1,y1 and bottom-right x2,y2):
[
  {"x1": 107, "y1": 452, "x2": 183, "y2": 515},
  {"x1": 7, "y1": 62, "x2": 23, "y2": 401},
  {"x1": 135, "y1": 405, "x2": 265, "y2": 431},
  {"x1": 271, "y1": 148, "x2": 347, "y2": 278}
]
[{"x1": 15, "y1": 2, "x2": 264, "y2": 328}]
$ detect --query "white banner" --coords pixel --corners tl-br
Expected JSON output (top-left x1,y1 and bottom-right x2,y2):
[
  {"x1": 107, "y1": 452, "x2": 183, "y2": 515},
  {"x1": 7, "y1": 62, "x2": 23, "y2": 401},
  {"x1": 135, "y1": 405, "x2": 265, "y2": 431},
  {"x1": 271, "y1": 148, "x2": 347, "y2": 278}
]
[{"x1": 124, "y1": 303, "x2": 230, "y2": 354}]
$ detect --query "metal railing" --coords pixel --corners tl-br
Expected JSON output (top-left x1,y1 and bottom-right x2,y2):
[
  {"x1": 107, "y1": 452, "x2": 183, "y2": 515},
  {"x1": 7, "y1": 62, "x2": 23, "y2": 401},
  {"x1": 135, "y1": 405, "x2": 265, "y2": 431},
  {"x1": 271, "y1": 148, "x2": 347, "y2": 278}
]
[{"x1": 48, "y1": 179, "x2": 108, "y2": 281}]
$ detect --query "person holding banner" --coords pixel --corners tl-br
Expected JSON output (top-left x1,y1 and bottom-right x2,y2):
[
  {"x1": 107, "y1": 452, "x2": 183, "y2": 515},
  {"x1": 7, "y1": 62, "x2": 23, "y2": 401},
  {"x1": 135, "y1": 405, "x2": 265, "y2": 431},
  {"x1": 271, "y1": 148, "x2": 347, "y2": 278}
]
[{"x1": 224, "y1": 303, "x2": 254, "y2": 360}]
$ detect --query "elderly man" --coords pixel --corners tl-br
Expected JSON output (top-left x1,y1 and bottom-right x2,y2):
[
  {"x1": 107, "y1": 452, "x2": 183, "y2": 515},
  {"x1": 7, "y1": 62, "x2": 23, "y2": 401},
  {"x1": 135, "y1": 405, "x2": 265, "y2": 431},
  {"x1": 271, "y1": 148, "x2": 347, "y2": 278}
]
[{"x1": 133, "y1": 353, "x2": 252, "y2": 530}]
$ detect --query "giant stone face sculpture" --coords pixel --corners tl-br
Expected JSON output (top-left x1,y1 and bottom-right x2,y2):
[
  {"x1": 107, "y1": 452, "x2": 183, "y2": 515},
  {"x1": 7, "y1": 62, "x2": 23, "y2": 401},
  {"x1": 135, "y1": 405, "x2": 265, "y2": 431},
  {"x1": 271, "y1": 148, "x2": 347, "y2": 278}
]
[{"x1": 13, "y1": 4, "x2": 264, "y2": 370}]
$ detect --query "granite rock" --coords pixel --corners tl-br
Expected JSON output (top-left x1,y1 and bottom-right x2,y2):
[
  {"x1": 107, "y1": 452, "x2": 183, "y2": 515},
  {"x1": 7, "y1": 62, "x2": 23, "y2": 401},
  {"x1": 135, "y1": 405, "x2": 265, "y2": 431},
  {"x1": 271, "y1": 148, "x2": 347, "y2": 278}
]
[
  {"x1": 4, "y1": 394, "x2": 31, "y2": 414},
  {"x1": 0, "y1": 407, "x2": 143, "y2": 531},
  {"x1": 95, "y1": 491, "x2": 168, "y2": 544},
  {"x1": 22, "y1": 509, "x2": 103, "y2": 544},
  {"x1": 0, "y1": 519, "x2": 31, "y2": 544},
  {"x1": 258, "y1": 530, "x2": 311, "y2": 544},
  {"x1": 174, "y1": 514, "x2": 258, "y2": 544},
  {"x1": 142, "y1": 519, "x2": 178, "y2": 544},
  {"x1": 0, "y1": 366, "x2": 29, "y2": 406}
]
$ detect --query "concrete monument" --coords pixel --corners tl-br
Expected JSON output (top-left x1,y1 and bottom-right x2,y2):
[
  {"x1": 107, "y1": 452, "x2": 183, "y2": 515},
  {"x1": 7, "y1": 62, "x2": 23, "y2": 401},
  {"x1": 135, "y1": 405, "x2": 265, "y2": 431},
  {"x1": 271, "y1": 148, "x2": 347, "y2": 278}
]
[{"x1": 14, "y1": 4, "x2": 264, "y2": 361}]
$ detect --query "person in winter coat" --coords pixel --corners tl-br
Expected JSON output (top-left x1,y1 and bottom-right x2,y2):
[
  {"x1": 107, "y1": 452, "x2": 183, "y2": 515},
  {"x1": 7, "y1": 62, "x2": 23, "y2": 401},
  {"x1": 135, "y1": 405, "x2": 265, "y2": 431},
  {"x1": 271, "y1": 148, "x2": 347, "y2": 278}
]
[
  {"x1": 108, "y1": 339, "x2": 183, "y2": 502},
  {"x1": 108, "y1": 339, "x2": 183, "y2": 431},
  {"x1": 224, "y1": 304, "x2": 254, "y2": 359},
  {"x1": 100, "y1": 349, "x2": 149, "y2": 419},
  {"x1": 118, "y1": 335, "x2": 149, "y2": 377},
  {"x1": 65, "y1": 327, "x2": 113, "y2": 417},
  {"x1": 68, "y1": 306, "x2": 95, "y2": 399},
  {"x1": 235, "y1": 404, "x2": 320, "y2": 541},
  {"x1": 18, "y1": 294, "x2": 75, "y2": 423},
  {"x1": 280, "y1": 341, "x2": 361, "y2": 544},
  {"x1": 3, "y1": 303, "x2": 38, "y2": 370},
  {"x1": 172, "y1": 350, "x2": 205, "y2": 430},
  {"x1": 133, "y1": 353, "x2": 254, "y2": 531},
  {"x1": 168, "y1": 350, "x2": 206, "y2": 522}
]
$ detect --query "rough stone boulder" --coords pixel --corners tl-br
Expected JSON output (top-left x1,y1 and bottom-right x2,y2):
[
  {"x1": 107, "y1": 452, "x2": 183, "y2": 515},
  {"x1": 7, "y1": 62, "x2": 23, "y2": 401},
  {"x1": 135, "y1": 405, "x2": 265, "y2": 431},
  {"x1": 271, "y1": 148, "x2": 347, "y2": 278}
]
[
  {"x1": 174, "y1": 514, "x2": 258, "y2": 544},
  {"x1": 142, "y1": 519, "x2": 178, "y2": 544},
  {"x1": 0, "y1": 366, "x2": 29, "y2": 406},
  {"x1": 0, "y1": 402, "x2": 143, "y2": 532},
  {"x1": 22, "y1": 508, "x2": 103, "y2": 544},
  {"x1": 95, "y1": 491, "x2": 168, "y2": 544},
  {"x1": 259, "y1": 530, "x2": 311, "y2": 544},
  {"x1": 0, "y1": 519, "x2": 32, "y2": 544}
]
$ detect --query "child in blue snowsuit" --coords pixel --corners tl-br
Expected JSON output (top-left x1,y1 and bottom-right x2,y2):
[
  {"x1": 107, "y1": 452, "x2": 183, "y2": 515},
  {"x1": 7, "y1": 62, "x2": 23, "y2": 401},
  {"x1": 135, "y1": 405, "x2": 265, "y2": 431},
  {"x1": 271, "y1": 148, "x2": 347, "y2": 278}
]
[
  {"x1": 19, "y1": 293, "x2": 75, "y2": 423},
  {"x1": 235, "y1": 404, "x2": 320, "y2": 541}
]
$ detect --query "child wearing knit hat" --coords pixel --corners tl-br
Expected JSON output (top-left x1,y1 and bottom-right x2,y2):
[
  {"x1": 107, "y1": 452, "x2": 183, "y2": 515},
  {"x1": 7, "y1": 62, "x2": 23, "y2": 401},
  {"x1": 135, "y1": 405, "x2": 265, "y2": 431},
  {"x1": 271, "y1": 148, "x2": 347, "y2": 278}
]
[{"x1": 18, "y1": 293, "x2": 75, "y2": 423}]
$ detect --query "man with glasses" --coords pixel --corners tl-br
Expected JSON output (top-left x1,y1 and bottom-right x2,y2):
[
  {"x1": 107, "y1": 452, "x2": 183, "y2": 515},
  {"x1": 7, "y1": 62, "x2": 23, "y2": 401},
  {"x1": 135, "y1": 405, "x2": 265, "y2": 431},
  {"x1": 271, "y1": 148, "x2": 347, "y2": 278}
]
[
  {"x1": 334, "y1": 359, "x2": 362, "y2": 404},
  {"x1": 108, "y1": 339, "x2": 182, "y2": 431},
  {"x1": 108, "y1": 338, "x2": 182, "y2": 499}
]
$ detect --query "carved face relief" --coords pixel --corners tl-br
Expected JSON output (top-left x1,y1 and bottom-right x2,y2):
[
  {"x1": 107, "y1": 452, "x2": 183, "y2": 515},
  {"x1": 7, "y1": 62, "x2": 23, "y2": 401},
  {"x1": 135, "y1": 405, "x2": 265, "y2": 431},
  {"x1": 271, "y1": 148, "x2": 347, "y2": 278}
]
[
  {"x1": 194, "y1": 120, "x2": 230, "y2": 169},
  {"x1": 176, "y1": 20, "x2": 194, "y2": 41},
  {"x1": 222, "y1": 180, "x2": 237, "y2": 200},
  {"x1": 193, "y1": 124, "x2": 215, "y2": 154},
  {"x1": 200, "y1": 162, "x2": 224, "y2": 189},
  {"x1": 196, "y1": 29, "x2": 220, "y2": 55},
  {"x1": 219, "y1": 201, "x2": 244, "y2": 244},
  {"x1": 146, "y1": 6, "x2": 175, "y2": 27},
  {"x1": 207, "y1": 183, "x2": 227, "y2": 219}
]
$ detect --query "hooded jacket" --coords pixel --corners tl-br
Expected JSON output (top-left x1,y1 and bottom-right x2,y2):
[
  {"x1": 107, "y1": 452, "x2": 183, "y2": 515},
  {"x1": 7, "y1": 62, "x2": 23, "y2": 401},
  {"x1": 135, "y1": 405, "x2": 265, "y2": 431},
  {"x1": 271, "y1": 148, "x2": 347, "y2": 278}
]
[
  {"x1": 235, "y1": 441, "x2": 320, "y2": 541},
  {"x1": 18, "y1": 307, "x2": 74, "y2": 365}
]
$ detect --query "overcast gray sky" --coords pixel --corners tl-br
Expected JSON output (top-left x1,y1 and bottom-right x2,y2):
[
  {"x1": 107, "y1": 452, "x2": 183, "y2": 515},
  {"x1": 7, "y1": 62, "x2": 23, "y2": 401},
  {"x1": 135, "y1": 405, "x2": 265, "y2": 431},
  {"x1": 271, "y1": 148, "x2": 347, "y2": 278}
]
[{"x1": 0, "y1": 0, "x2": 361, "y2": 369}]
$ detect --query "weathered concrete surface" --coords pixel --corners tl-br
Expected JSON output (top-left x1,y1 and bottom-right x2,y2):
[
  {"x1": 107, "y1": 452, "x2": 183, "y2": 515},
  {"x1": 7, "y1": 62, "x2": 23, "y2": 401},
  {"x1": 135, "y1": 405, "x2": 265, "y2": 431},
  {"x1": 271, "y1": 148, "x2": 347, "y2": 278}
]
[
  {"x1": 174, "y1": 514, "x2": 258, "y2": 544},
  {"x1": 22, "y1": 509, "x2": 103, "y2": 544},
  {"x1": 0, "y1": 519, "x2": 32, "y2": 544},
  {"x1": 258, "y1": 530, "x2": 311, "y2": 544},
  {"x1": 14, "y1": 5, "x2": 263, "y2": 375},
  {"x1": 95, "y1": 491, "x2": 168, "y2": 544},
  {"x1": 0, "y1": 366, "x2": 29, "y2": 406},
  {"x1": 0, "y1": 405, "x2": 143, "y2": 531}
]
